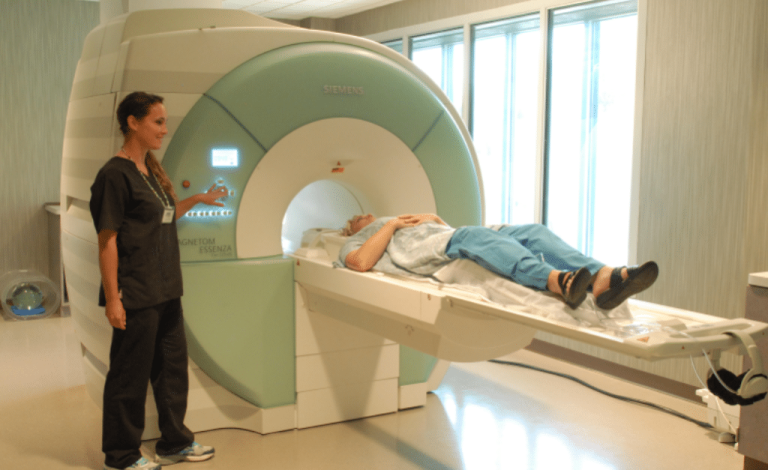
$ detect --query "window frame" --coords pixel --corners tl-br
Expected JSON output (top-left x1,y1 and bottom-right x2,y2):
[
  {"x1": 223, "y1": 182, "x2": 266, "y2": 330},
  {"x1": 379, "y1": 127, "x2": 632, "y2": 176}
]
[
  {"x1": 409, "y1": 27, "x2": 466, "y2": 113},
  {"x1": 543, "y1": 0, "x2": 640, "y2": 262},
  {"x1": 367, "y1": 0, "x2": 647, "y2": 265},
  {"x1": 381, "y1": 38, "x2": 404, "y2": 54},
  {"x1": 470, "y1": 14, "x2": 542, "y2": 226}
]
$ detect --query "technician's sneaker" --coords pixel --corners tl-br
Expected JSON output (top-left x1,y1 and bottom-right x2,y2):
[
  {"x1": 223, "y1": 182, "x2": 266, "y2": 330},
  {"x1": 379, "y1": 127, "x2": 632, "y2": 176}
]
[
  {"x1": 104, "y1": 456, "x2": 161, "y2": 470},
  {"x1": 156, "y1": 441, "x2": 215, "y2": 465}
]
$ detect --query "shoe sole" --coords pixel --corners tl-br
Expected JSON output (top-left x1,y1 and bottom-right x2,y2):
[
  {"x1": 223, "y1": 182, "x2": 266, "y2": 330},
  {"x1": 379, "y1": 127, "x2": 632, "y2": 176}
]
[
  {"x1": 564, "y1": 267, "x2": 592, "y2": 309},
  {"x1": 104, "y1": 464, "x2": 160, "y2": 470},
  {"x1": 157, "y1": 453, "x2": 214, "y2": 466},
  {"x1": 104, "y1": 457, "x2": 160, "y2": 470},
  {"x1": 596, "y1": 261, "x2": 659, "y2": 310}
]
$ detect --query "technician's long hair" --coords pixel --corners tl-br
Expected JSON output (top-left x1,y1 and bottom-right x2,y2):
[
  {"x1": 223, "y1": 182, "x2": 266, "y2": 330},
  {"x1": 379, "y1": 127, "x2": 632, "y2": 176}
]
[{"x1": 116, "y1": 91, "x2": 178, "y2": 202}]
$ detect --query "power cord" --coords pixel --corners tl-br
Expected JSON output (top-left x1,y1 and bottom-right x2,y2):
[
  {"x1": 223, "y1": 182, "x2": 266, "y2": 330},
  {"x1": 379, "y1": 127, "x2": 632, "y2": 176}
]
[{"x1": 488, "y1": 358, "x2": 714, "y2": 430}]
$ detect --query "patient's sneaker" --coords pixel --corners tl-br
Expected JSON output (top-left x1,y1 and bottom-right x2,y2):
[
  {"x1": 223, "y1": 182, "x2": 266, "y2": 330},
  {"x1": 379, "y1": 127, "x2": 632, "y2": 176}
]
[
  {"x1": 104, "y1": 456, "x2": 160, "y2": 470},
  {"x1": 156, "y1": 442, "x2": 215, "y2": 465}
]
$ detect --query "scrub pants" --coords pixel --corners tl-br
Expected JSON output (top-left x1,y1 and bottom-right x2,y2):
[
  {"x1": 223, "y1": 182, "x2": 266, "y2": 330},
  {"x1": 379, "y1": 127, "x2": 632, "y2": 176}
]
[
  {"x1": 445, "y1": 224, "x2": 605, "y2": 290},
  {"x1": 102, "y1": 298, "x2": 194, "y2": 469}
]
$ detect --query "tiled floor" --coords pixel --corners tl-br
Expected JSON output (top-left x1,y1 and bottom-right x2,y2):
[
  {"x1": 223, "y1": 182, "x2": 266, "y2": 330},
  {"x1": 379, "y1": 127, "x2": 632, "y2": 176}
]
[{"x1": 0, "y1": 310, "x2": 744, "y2": 469}]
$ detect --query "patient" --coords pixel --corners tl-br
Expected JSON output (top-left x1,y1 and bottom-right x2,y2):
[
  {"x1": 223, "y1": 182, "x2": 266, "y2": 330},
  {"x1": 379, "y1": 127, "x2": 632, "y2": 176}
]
[{"x1": 339, "y1": 214, "x2": 658, "y2": 310}]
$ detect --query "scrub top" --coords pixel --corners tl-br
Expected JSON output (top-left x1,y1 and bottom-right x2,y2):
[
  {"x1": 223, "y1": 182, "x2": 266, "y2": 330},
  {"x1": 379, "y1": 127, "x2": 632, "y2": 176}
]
[{"x1": 90, "y1": 156, "x2": 183, "y2": 310}]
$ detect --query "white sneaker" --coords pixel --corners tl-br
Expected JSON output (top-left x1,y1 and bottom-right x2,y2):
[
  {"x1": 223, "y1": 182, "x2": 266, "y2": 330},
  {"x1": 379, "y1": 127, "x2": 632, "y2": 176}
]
[
  {"x1": 156, "y1": 441, "x2": 215, "y2": 465},
  {"x1": 104, "y1": 456, "x2": 160, "y2": 470}
]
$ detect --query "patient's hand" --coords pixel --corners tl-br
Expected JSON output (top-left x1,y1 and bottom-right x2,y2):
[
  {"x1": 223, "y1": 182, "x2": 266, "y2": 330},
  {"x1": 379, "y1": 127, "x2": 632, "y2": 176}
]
[
  {"x1": 397, "y1": 214, "x2": 445, "y2": 226},
  {"x1": 390, "y1": 216, "x2": 417, "y2": 230}
]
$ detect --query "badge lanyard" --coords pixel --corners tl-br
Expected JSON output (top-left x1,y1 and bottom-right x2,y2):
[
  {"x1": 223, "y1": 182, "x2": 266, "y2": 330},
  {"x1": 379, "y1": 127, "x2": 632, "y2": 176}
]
[{"x1": 139, "y1": 170, "x2": 175, "y2": 224}]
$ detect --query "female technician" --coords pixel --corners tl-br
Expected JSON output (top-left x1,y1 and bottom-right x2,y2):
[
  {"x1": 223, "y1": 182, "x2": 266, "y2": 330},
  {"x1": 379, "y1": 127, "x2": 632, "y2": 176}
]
[{"x1": 90, "y1": 91, "x2": 226, "y2": 470}]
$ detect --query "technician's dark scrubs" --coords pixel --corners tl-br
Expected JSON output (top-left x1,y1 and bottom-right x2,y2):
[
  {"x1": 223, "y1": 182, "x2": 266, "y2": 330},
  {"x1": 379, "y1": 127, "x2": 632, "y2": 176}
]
[{"x1": 90, "y1": 156, "x2": 193, "y2": 469}]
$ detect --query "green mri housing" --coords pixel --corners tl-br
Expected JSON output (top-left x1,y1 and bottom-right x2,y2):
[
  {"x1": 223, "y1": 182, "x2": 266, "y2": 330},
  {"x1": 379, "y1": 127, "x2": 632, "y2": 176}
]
[{"x1": 162, "y1": 42, "x2": 482, "y2": 409}]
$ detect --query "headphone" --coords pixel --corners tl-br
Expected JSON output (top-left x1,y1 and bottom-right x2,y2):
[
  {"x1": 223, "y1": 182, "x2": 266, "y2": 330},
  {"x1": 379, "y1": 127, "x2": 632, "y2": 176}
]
[{"x1": 707, "y1": 330, "x2": 768, "y2": 406}]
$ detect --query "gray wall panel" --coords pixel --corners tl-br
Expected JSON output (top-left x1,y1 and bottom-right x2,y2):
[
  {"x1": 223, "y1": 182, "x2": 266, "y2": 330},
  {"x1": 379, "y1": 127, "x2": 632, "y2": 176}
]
[
  {"x1": 0, "y1": 0, "x2": 99, "y2": 280},
  {"x1": 638, "y1": 0, "x2": 756, "y2": 319},
  {"x1": 744, "y1": 2, "x2": 768, "y2": 285}
]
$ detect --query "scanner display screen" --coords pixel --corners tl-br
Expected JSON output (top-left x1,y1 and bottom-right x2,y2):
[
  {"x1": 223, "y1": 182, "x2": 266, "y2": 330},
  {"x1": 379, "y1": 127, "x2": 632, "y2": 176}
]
[{"x1": 212, "y1": 148, "x2": 238, "y2": 168}]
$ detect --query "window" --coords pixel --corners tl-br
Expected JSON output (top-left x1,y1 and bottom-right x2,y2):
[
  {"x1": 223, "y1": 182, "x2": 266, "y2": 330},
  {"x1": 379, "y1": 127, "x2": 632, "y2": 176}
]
[
  {"x1": 544, "y1": 0, "x2": 638, "y2": 265},
  {"x1": 410, "y1": 28, "x2": 465, "y2": 112},
  {"x1": 471, "y1": 15, "x2": 540, "y2": 226},
  {"x1": 382, "y1": 39, "x2": 403, "y2": 54},
  {"x1": 378, "y1": 0, "x2": 640, "y2": 265}
]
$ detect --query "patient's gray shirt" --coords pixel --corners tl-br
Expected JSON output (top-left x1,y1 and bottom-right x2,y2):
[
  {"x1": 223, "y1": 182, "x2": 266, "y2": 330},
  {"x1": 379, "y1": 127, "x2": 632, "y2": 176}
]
[{"x1": 338, "y1": 217, "x2": 456, "y2": 276}]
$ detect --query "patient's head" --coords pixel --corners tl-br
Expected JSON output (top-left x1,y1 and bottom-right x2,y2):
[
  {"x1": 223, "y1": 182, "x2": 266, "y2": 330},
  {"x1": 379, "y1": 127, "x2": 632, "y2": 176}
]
[{"x1": 342, "y1": 214, "x2": 376, "y2": 236}]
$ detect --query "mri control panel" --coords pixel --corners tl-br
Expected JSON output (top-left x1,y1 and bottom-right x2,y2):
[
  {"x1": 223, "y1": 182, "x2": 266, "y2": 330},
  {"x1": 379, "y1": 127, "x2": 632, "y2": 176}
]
[
  {"x1": 168, "y1": 141, "x2": 257, "y2": 263},
  {"x1": 182, "y1": 149, "x2": 237, "y2": 219}
]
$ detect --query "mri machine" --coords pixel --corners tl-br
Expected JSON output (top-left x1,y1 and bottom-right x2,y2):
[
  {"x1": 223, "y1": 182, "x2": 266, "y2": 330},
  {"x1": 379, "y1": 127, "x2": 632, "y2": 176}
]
[{"x1": 61, "y1": 8, "x2": 767, "y2": 437}]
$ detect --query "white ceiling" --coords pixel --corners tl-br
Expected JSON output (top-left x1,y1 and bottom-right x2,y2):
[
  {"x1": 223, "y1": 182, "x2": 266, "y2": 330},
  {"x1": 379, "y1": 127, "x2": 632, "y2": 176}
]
[
  {"x1": 221, "y1": 0, "x2": 404, "y2": 20},
  {"x1": 81, "y1": 0, "x2": 404, "y2": 22}
]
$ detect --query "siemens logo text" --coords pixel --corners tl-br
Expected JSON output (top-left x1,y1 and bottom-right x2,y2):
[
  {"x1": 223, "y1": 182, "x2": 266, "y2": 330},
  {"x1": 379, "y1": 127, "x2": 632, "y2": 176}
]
[{"x1": 324, "y1": 85, "x2": 364, "y2": 95}]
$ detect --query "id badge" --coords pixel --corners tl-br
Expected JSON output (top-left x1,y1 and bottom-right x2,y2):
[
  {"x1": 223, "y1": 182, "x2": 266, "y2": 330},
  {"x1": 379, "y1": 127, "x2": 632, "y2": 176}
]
[{"x1": 162, "y1": 206, "x2": 175, "y2": 224}]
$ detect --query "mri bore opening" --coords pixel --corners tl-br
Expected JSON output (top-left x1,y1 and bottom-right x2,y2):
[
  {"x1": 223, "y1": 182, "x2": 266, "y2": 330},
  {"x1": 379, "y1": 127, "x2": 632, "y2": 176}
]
[{"x1": 281, "y1": 180, "x2": 363, "y2": 253}]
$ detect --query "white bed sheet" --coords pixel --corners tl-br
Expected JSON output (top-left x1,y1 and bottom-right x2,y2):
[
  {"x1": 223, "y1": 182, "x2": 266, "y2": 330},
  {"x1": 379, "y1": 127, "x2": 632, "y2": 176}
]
[{"x1": 430, "y1": 259, "x2": 718, "y2": 340}]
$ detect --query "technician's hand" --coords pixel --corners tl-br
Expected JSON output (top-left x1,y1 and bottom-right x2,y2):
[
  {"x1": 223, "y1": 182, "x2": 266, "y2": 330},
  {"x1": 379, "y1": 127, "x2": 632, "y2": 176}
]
[
  {"x1": 105, "y1": 299, "x2": 126, "y2": 330},
  {"x1": 199, "y1": 184, "x2": 228, "y2": 207}
]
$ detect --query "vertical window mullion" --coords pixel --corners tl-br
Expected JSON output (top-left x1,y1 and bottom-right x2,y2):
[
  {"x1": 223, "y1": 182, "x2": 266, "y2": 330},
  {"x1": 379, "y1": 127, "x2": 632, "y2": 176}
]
[
  {"x1": 541, "y1": 8, "x2": 555, "y2": 230},
  {"x1": 535, "y1": 8, "x2": 550, "y2": 226},
  {"x1": 463, "y1": 24, "x2": 473, "y2": 127},
  {"x1": 585, "y1": 19, "x2": 602, "y2": 256},
  {"x1": 578, "y1": 19, "x2": 595, "y2": 254},
  {"x1": 443, "y1": 44, "x2": 453, "y2": 100},
  {"x1": 503, "y1": 32, "x2": 516, "y2": 223}
]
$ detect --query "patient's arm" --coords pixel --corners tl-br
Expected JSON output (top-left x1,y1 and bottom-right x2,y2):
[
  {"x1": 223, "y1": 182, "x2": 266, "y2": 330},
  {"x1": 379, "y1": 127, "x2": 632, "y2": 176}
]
[
  {"x1": 398, "y1": 213, "x2": 447, "y2": 226},
  {"x1": 345, "y1": 218, "x2": 412, "y2": 272}
]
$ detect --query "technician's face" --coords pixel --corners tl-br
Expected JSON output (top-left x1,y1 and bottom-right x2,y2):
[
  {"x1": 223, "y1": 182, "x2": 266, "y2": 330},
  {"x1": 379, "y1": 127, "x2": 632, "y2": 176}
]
[
  {"x1": 129, "y1": 102, "x2": 168, "y2": 150},
  {"x1": 350, "y1": 214, "x2": 375, "y2": 234}
]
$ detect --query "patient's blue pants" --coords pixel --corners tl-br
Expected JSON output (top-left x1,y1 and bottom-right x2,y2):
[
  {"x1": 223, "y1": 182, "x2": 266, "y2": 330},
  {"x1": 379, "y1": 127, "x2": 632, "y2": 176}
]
[{"x1": 445, "y1": 224, "x2": 605, "y2": 290}]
